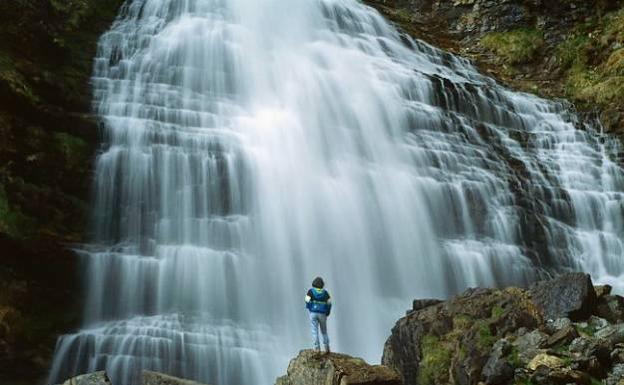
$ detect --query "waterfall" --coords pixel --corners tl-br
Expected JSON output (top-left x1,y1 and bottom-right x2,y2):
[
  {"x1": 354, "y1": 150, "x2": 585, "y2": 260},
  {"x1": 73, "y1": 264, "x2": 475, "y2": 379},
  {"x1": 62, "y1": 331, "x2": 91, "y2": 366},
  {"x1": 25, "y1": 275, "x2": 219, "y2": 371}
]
[{"x1": 48, "y1": 0, "x2": 624, "y2": 384}]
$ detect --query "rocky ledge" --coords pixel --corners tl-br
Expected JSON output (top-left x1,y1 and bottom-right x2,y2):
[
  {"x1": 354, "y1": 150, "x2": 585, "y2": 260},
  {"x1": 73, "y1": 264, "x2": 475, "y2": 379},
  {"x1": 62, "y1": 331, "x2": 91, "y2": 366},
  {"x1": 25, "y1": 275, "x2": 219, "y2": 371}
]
[
  {"x1": 382, "y1": 272, "x2": 624, "y2": 385},
  {"x1": 276, "y1": 349, "x2": 402, "y2": 385},
  {"x1": 58, "y1": 370, "x2": 208, "y2": 385}
]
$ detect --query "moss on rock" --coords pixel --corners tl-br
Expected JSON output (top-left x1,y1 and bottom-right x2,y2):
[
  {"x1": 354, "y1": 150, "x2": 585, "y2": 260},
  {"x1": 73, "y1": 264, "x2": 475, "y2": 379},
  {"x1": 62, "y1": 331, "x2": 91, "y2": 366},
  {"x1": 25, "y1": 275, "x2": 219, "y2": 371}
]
[
  {"x1": 418, "y1": 335, "x2": 453, "y2": 385},
  {"x1": 481, "y1": 28, "x2": 545, "y2": 65}
]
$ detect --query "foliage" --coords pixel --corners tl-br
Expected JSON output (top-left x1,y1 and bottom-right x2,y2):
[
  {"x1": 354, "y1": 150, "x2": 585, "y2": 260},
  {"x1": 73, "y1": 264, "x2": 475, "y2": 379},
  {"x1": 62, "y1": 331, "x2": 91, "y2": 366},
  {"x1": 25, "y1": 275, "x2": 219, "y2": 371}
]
[
  {"x1": 418, "y1": 334, "x2": 453, "y2": 385},
  {"x1": 556, "y1": 8, "x2": 624, "y2": 107},
  {"x1": 476, "y1": 321, "x2": 497, "y2": 350},
  {"x1": 481, "y1": 29, "x2": 545, "y2": 64},
  {"x1": 0, "y1": 185, "x2": 31, "y2": 239},
  {"x1": 54, "y1": 132, "x2": 89, "y2": 169},
  {"x1": 507, "y1": 346, "x2": 523, "y2": 368},
  {"x1": 491, "y1": 305, "x2": 505, "y2": 319}
]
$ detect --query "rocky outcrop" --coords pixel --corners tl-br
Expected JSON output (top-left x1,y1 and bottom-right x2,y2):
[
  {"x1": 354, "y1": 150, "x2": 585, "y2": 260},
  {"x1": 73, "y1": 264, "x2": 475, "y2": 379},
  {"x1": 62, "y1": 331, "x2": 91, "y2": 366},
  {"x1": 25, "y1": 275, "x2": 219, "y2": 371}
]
[
  {"x1": 58, "y1": 371, "x2": 208, "y2": 385},
  {"x1": 529, "y1": 272, "x2": 597, "y2": 321},
  {"x1": 58, "y1": 371, "x2": 112, "y2": 385},
  {"x1": 276, "y1": 350, "x2": 402, "y2": 385},
  {"x1": 382, "y1": 273, "x2": 624, "y2": 385},
  {"x1": 143, "y1": 371, "x2": 209, "y2": 385}
]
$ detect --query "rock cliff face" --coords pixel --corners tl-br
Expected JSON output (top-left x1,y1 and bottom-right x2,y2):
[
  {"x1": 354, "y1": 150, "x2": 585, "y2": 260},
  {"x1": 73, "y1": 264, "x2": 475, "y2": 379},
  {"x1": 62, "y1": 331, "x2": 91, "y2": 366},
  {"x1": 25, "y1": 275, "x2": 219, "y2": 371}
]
[
  {"x1": 276, "y1": 350, "x2": 402, "y2": 385},
  {"x1": 364, "y1": 0, "x2": 624, "y2": 140},
  {"x1": 382, "y1": 273, "x2": 624, "y2": 385},
  {"x1": 0, "y1": 1, "x2": 124, "y2": 384}
]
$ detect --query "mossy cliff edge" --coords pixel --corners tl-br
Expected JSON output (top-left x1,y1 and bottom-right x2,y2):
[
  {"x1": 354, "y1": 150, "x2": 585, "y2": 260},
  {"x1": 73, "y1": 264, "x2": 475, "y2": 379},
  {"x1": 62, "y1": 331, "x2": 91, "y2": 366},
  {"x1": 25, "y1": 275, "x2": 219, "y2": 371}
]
[
  {"x1": 383, "y1": 273, "x2": 624, "y2": 385},
  {"x1": 0, "y1": 1, "x2": 124, "y2": 383},
  {"x1": 364, "y1": 0, "x2": 624, "y2": 141}
]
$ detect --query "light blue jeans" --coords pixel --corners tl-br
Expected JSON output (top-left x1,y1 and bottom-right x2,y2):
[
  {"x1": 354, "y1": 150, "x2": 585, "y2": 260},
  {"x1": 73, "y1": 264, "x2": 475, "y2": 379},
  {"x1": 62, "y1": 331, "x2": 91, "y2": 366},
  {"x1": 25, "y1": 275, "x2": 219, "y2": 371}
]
[{"x1": 309, "y1": 312, "x2": 329, "y2": 349}]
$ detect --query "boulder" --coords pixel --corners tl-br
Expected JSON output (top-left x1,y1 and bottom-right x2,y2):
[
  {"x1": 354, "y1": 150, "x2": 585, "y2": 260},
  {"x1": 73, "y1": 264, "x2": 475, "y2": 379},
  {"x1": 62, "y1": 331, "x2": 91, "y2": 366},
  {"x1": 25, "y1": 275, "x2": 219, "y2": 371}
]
[
  {"x1": 531, "y1": 367, "x2": 591, "y2": 385},
  {"x1": 482, "y1": 339, "x2": 514, "y2": 385},
  {"x1": 529, "y1": 273, "x2": 597, "y2": 321},
  {"x1": 606, "y1": 363, "x2": 624, "y2": 385},
  {"x1": 143, "y1": 371, "x2": 209, "y2": 385},
  {"x1": 595, "y1": 324, "x2": 624, "y2": 345},
  {"x1": 597, "y1": 295, "x2": 624, "y2": 324},
  {"x1": 545, "y1": 318, "x2": 572, "y2": 334},
  {"x1": 59, "y1": 372, "x2": 112, "y2": 385},
  {"x1": 527, "y1": 353, "x2": 565, "y2": 371},
  {"x1": 276, "y1": 350, "x2": 402, "y2": 385},
  {"x1": 595, "y1": 285, "x2": 613, "y2": 299},
  {"x1": 513, "y1": 330, "x2": 548, "y2": 363},
  {"x1": 545, "y1": 325, "x2": 579, "y2": 348},
  {"x1": 411, "y1": 299, "x2": 443, "y2": 312}
]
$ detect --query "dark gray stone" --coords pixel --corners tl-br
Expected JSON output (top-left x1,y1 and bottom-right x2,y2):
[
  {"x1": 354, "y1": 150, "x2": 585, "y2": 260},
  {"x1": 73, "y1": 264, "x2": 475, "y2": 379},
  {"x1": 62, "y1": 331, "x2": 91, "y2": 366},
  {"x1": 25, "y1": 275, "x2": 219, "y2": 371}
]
[
  {"x1": 59, "y1": 372, "x2": 112, "y2": 385},
  {"x1": 597, "y1": 295, "x2": 624, "y2": 324},
  {"x1": 482, "y1": 339, "x2": 514, "y2": 385},
  {"x1": 143, "y1": 371, "x2": 209, "y2": 385},
  {"x1": 412, "y1": 299, "x2": 443, "y2": 312},
  {"x1": 545, "y1": 325, "x2": 579, "y2": 348},
  {"x1": 529, "y1": 273, "x2": 597, "y2": 321}
]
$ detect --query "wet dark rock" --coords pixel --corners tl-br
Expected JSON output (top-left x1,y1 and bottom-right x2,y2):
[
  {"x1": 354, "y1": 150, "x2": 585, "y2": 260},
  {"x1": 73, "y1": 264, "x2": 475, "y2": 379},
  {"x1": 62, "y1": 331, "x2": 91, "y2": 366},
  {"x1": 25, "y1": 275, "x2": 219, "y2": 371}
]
[
  {"x1": 513, "y1": 330, "x2": 548, "y2": 363},
  {"x1": 57, "y1": 371, "x2": 112, "y2": 385},
  {"x1": 276, "y1": 350, "x2": 402, "y2": 385},
  {"x1": 545, "y1": 325, "x2": 579, "y2": 348},
  {"x1": 597, "y1": 295, "x2": 624, "y2": 324},
  {"x1": 596, "y1": 285, "x2": 613, "y2": 299},
  {"x1": 482, "y1": 339, "x2": 514, "y2": 385},
  {"x1": 529, "y1": 273, "x2": 597, "y2": 321},
  {"x1": 143, "y1": 371, "x2": 209, "y2": 385},
  {"x1": 412, "y1": 299, "x2": 443, "y2": 312}
]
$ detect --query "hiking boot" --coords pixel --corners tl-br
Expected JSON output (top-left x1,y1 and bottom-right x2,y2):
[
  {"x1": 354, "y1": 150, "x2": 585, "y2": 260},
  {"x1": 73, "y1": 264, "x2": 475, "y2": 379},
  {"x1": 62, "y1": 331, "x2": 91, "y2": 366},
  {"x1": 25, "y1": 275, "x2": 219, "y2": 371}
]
[
  {"x1": 314, "y1": 347, "x2": 321, "y2": 354},
  {"x1": 324, "y1": 345, "x2": 330, "y2": 355}
]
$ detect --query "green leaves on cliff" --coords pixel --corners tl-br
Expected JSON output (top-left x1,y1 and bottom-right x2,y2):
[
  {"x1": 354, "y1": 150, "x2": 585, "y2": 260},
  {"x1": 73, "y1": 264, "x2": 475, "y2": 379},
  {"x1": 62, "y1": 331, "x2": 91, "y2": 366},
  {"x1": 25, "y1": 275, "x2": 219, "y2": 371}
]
[
  {"x1": 481, "y1": 29, "x2": 545, "y2": 65},
  {"x1": 418, "y1": 335, "x2": 453, "y2": 385},
  {"x1": 0, "y1": 185, "x2": 31, "y2": 239},
  {"x1": 557, "y1": 9, "x2": 624, "y2": 107}
]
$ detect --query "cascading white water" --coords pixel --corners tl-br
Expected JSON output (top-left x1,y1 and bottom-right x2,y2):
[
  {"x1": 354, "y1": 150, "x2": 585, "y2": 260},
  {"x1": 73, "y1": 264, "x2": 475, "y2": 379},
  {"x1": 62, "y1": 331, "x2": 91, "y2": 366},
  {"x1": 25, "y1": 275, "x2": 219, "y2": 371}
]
[{"x1": 48, "y1": 0, "x2": 624, "y2": 384}]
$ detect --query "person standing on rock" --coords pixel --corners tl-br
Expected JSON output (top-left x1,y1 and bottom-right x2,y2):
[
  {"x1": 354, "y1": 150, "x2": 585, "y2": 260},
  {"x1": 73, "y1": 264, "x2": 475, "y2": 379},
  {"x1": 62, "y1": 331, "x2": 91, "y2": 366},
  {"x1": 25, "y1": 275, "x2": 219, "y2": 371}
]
[{"x1": 305, "y1": 276, "x2": 332, "y2": 354}]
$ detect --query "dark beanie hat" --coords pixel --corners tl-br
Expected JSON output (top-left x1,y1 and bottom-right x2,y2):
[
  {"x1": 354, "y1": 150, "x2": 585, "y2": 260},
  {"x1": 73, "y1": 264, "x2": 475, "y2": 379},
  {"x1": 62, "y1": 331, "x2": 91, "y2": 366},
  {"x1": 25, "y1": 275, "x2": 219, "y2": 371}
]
[{"x1": 312, "y1": 277, "x2": 324, "y2": 288}]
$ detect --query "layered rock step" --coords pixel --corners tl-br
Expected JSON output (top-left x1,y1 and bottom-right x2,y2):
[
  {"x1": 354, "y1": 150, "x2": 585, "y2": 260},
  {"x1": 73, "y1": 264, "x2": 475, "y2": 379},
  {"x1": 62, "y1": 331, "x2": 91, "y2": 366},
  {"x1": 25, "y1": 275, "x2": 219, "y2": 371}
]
[{"x1": 276, "y1": 350, "x2": 402, "y2": 385}]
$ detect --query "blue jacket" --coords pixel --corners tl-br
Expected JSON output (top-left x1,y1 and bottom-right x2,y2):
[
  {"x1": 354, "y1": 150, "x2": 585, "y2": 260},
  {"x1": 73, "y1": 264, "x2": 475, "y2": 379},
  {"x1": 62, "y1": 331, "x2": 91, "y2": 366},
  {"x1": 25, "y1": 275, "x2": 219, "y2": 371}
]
[{"x1": 305, "y1": 288, "x2": 332, "y2": 315}]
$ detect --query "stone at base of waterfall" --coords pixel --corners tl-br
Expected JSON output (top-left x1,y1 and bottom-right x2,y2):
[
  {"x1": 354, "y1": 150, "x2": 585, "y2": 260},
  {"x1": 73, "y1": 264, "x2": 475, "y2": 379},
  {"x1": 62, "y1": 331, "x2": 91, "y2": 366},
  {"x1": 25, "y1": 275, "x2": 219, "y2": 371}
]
[
  {"x1": 58, "y1": 371, "x2": 112, "y2": 385},
  {"x1": 58, "y1": 371, "x2": 209, "y2": 385},
  {"x1": 276, "y1": 350, "x2": 402, "y2": 385},
  {"x1": 143, "y1": 371, "x2": 209, "y2": 385}
]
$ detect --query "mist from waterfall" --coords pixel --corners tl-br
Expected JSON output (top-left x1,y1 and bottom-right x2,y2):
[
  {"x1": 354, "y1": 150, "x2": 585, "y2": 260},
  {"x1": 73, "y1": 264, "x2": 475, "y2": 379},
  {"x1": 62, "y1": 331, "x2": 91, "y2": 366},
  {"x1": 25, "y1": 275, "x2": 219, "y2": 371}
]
[{"x1": 48, "y1": 0, "x2": 624, "y2": 384}]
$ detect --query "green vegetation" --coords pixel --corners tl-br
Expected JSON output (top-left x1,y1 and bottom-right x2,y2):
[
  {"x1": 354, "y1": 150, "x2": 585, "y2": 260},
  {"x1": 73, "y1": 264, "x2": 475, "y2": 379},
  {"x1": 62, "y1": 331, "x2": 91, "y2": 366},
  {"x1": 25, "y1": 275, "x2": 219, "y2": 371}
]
[
  {"x1": 491, "y1": 305, "x2": 505, "y2": 319},
  {"x1": 575, "y1": 323, "x2": 597, "y2": 337},
  {"x1": 54, "y1": 132, "x2": 89, "y2": 169},
  {"x1": 556, "y1": 9, "x2": 624, "y2": 107},
  {"x1": 507, "y1": 346, "x2": 523, "y2": 368},
  {"x1": 0, "y1": 185, "x2": 31, "y2": 239},
  {"x1": 514, "y1": 380, "x2": 537, "y2": 385},
  {"x1": 481, "y1": 28, "x2": 545, "y2": 64},
  {"x1": 418, "y1": 335, "x2": 453, "y2": 385},
  {"x1": 476, "y1": 322, "x2": 497, "y2": 350},
  {"x1": 590, "y1": 379, "x2": 604, "y2": 385}
]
